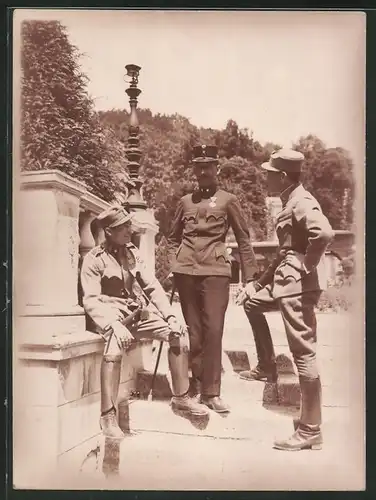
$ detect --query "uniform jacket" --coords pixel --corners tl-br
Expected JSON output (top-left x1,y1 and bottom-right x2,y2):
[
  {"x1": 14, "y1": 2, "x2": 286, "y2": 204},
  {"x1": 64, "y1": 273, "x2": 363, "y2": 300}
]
[
  {"x1": 258, "y1": 184, "x2": 334, "y2": 298},
  {"x1": 167, "y1": 187, "x2": 258, "y2": 283},
  {"x1": 81, "y1": 241, "x2": 174, "y2": 332}
]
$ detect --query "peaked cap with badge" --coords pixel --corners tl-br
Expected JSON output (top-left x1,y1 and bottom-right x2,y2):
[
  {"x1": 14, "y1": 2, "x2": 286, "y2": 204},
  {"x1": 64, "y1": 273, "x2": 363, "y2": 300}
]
[
  {"x1": 166, "y1": 143, "x2": 258, "y2": 408},
  {"x1": 191, "y1": 144, "x2": 220, "y2": 164}
]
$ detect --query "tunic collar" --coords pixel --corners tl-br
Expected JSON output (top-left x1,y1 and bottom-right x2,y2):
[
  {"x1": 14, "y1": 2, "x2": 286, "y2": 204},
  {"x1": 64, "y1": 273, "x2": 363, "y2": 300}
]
[
  {"x1": 102, "y1": 240, "x2": 133, "y2": 256},
  {"x1": 280, "y1": 183, "x2": 303, "y2": 206},
  {"x1": 198, "y1": 184, "x2": 218, "y2": 199}
]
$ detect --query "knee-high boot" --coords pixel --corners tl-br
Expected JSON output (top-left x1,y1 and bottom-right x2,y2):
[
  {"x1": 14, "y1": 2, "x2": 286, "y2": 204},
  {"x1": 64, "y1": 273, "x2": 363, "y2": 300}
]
[
  {"x1": 168, "y1": 346, "x2": 209, "y2": 416},
  {"x1": 240, "y1": 311, "x2": 277, "y2": 382},
  {"x1": 274, "y1": 377, "x2": 323, "y2": 451},
  {"x1": 100, "y1": 355, "x2": 125, "y2": 439}
]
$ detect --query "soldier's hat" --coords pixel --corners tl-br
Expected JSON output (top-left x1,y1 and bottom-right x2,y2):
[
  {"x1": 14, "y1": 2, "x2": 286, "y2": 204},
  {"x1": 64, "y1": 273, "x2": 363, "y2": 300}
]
[
  {"x1": 261, "y1": 148, "x2": 305, "y2": 173},
  {"x1": 191, "y1": 144, "x2": 219, "y2": 164},
  {"x1": 96, "y1": 205, "x2": 134, "y2": 229}
]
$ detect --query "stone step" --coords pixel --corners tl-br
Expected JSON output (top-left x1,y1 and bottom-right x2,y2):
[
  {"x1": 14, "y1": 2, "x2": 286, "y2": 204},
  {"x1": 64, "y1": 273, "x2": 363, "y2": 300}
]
[
  {"x1": 147, "y1": 341, "x2": 349, "y2": 379},
  {"x1": 119, "y1": 396, "x2": 351, "y2": 442},
  {"x1": 136, "y1": 368, "x2": 351, "y2": 409},
  {"x1": 136, "y1": 341, "x2": 351, "y2": 408}
]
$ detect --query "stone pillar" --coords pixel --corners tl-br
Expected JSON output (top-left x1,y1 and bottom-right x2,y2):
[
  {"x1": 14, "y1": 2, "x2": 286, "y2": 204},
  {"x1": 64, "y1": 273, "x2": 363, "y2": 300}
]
[
  {"x1": 131, "y1": 209, "x2": 159, "y2": 274},
  {"x1": 265, "y1": 196, "x2": 282, "y2": 242},
  {"x1": 14, "y1": 170, "x2": 88, "y2": 340}
]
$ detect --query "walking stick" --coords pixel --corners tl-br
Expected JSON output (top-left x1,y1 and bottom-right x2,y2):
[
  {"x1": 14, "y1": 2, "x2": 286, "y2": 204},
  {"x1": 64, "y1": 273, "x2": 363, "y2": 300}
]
[{"x1": 147, "y1": 282, "x2": 177, "y2": 402}]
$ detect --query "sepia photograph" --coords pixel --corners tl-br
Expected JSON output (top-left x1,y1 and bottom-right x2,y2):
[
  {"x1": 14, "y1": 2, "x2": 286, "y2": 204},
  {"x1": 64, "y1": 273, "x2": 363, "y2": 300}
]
[{"x1": 12, "y1": 8, "x2": 365, "y2": 491}]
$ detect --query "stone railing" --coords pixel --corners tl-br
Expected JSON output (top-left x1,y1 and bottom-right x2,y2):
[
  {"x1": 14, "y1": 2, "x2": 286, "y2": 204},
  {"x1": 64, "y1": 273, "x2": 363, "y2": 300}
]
[{"x1": 13, "y1": 169, "x2": 159, "y2": 486}]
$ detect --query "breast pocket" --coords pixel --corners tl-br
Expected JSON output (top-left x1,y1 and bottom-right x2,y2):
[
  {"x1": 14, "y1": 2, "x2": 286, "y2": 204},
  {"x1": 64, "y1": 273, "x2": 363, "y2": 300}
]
[
  {"x1": 275, "y1": 261, "x2": 303, "y2": 284},
  {"x1": 214, "y1": 246, "x2": 232, "y2": 264},
  {"x1": 182, "y1": 209, "x2": 198, "y2": 224},
  {"x1": 181, "y1": 209, "x2": 198, "y2": 239},
  {"x1": 205, "y1": 208, "x2": 227, "y2": 223}
]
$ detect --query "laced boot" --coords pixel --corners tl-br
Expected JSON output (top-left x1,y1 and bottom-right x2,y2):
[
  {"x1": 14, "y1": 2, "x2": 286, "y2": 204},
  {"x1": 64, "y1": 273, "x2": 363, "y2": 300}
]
[
  {"x1": 274, "y1": 377, "x2": 322, "y2": 451},
  {"x1": 239, "y1": 363, "x2": 278, "y2": 382},
  {"x1": 242, "y1": 310, "x2": 278, "y2": 382},
  {"x1": 171, "y1": 392, "x2": 209, "y2": 415},
  {"x1": 168, "y1": 346, "x2": 209, "y2": 415},
  {"x1": 200, "y1": 396, "x2": 230, "y2": 414}
]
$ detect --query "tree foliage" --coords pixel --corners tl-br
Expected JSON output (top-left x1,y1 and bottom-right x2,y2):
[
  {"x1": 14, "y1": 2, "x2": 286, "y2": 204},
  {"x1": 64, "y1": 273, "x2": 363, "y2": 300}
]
[
  {"x1": 293, "y1": 134, "x2": 355, "y2": 230},
  {"x1": 21, "y1": 20, "x2": 355, "y2": 262},
  {"x1": 99, "y1": 112, "x2": 355, "y2": 278},
  {"x1": 21, "y1": 20, "x2": 128, "y2": 201}
]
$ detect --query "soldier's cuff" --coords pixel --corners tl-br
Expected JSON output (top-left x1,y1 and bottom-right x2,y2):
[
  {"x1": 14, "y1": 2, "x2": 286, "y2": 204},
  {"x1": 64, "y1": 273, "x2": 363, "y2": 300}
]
[{"x1": 302, "y1": 262, "x2": 313, "y2": 274}]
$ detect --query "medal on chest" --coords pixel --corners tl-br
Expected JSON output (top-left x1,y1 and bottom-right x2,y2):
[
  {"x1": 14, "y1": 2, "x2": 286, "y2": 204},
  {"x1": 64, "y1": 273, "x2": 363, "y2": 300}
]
[{"x1": 209, "y1": 196, "x2": 217, "y2": 208}]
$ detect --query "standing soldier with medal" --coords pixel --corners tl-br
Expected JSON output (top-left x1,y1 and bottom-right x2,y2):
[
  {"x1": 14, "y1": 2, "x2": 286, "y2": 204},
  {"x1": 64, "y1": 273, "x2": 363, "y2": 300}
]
[
  {"x1": 81, "y1": 205, "x2": 209, "y2": 439},
  {"x1": 236, "y1": 149, "x2": 334, "y2": 451},
  {"x1": 167, "y1": 145, "x2": 258, "y2": 414}
]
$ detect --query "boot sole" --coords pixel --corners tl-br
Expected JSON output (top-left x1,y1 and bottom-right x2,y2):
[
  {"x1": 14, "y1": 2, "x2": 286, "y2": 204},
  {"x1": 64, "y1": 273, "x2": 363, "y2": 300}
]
[
  {"x1": 170, "y1": 403, "x2": 209, "y2": 417},
  {"x1": 239, "y1": 376, "x2": 265, "y2": 381},
  {"x1": 201, "y1": 403, "x2": 231, "y2": 414},
  {"x1": 172, "y1": 407, "x2": 209, "y2": 417},
  {"x1": 239, "y1": 374, "x2": 277, "y2": 383},
  {"x1": 273, "y1": 443, "x2": 322, "y2": 451},
  {"x1": 208, "y1": 408, "x2": 231, "y2": 414}
]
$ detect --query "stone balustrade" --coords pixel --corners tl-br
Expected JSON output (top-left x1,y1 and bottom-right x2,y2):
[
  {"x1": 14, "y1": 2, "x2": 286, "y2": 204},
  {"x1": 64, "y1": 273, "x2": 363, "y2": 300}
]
[{"x1": 13, "y1": 169, "x2": 159, "y2": 486}]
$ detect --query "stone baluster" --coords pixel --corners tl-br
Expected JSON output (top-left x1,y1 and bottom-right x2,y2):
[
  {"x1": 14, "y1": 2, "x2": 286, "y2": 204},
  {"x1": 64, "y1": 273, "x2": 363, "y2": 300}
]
[
  {"x1": 131, "y1": 209, "x2": 159, "y2": 276},
  {"x1": 79, "y1": 210, "x2": 97, "y2": 258}
]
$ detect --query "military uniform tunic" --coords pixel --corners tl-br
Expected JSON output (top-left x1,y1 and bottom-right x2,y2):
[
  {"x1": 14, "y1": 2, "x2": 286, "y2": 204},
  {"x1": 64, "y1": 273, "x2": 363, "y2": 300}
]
[
  {"x1": 167, "y1": 188, "x2": 258, "y2": 281},
  {"x1": 167, "y1": 186, "x2": 258, "y2": 397},
  {"x1": 257, "y1": 183, "x2": 333, "y2": 298},
  {"x1": 243, "y1": 183, "x2": 334, "y2": 379},
  {"x1": 81, "y1": 241, "x2": 177, "y2": 355}
]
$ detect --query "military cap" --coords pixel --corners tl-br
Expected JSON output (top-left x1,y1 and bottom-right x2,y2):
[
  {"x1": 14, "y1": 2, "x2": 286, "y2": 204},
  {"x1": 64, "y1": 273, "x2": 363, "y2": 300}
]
[
  {"x1": 261, "y1": 148, "x2": 305, "y2": 173},
  {"x1": 191, "y1": 144, "x2": 219, "y2": 163},
  {"x1": 96, "y1": 205, "x2": 134, "y2": 229}
]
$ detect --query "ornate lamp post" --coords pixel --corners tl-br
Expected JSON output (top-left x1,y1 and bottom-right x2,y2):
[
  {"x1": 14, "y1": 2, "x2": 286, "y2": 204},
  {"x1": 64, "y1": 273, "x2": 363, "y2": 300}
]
[{"x1": 124, "y1": 64, "x2": 147, "y2": 212}]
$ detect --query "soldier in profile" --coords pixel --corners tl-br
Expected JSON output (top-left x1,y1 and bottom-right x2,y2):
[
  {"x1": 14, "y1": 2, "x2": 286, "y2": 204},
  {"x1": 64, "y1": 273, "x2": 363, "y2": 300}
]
[
  {"x1": 81, "y1": 205, "x2": 209, "y2": 439},
  {"x1": 237, "y1": 148, "x2": 334, "y2": 451},
  {"x1": 167, "y1": 145, "x2": 258, "y2": 414}
]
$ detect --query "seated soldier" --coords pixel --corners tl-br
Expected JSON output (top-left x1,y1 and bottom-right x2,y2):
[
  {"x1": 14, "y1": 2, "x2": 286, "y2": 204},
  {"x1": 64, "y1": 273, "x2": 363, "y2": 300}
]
[{"x1": 80, "y1": 205, "x2": 209, "y2": 439}]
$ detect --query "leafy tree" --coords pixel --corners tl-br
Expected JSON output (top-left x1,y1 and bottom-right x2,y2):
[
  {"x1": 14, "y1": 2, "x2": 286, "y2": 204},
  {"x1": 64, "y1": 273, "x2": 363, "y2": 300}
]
[
  {"x1": 293, "y1": 134, "x2": 355, "y2": 229},
  {"x1": 218, "y1": 156, "x2": 267, "y2": 240},
  {"x1": 21, "y1": 20, "x2": 128, "y2": 201},
  {"x1": 100, "y1": 108, "x2": 355, "y2": 237}
]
